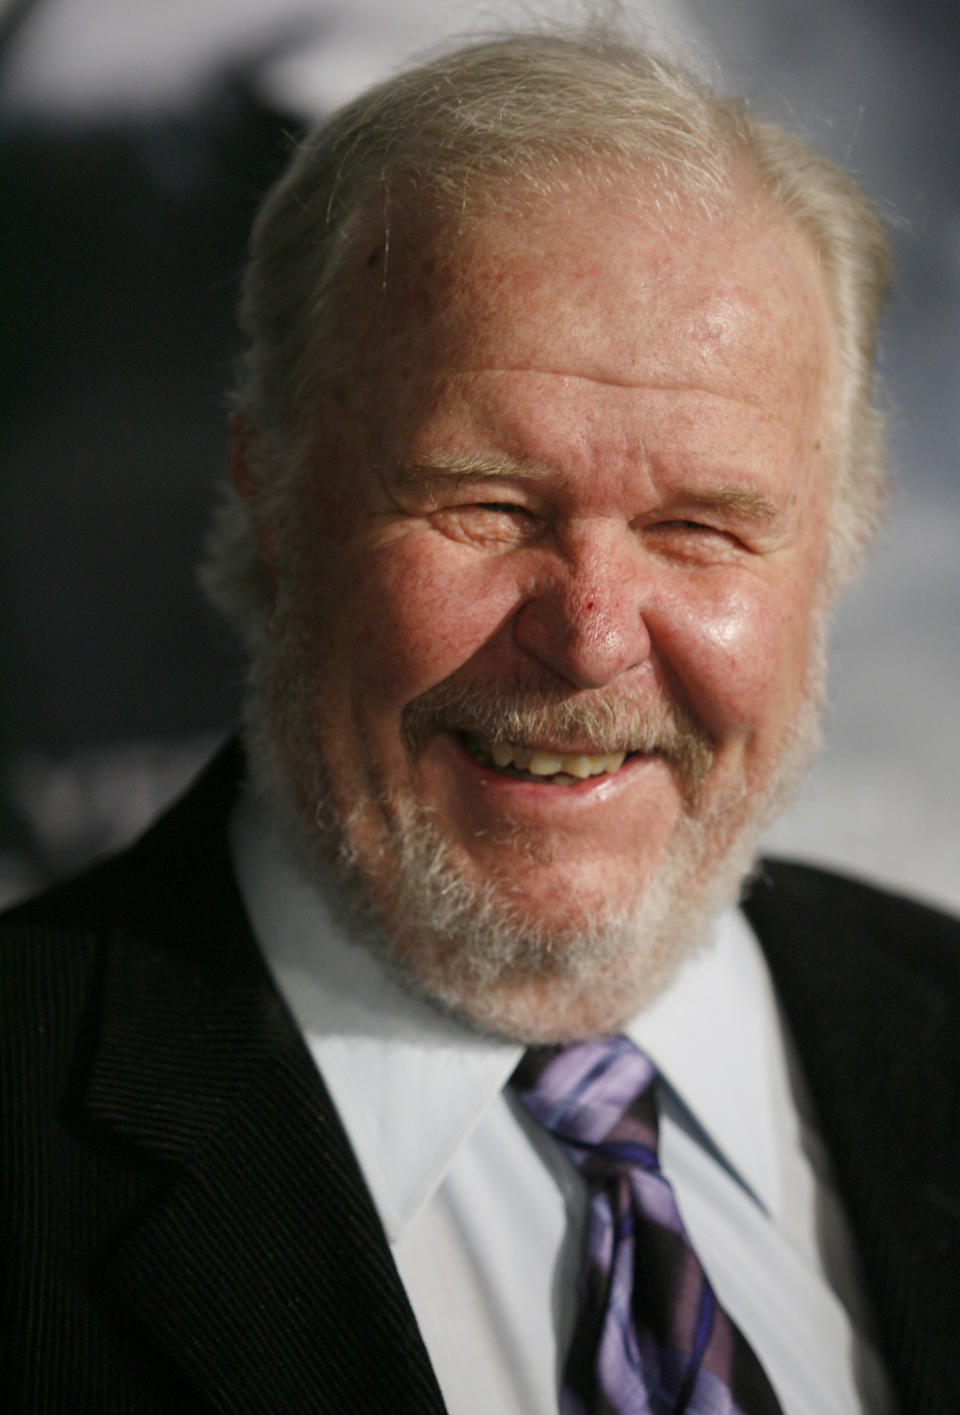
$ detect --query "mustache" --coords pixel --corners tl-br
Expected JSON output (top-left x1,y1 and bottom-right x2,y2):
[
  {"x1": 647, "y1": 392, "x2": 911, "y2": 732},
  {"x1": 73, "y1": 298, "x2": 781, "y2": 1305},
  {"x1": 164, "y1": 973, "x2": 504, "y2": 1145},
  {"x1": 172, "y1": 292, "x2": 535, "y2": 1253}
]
[{"x1": 402, "y1": 675, "x2": 715, "y2": 795}]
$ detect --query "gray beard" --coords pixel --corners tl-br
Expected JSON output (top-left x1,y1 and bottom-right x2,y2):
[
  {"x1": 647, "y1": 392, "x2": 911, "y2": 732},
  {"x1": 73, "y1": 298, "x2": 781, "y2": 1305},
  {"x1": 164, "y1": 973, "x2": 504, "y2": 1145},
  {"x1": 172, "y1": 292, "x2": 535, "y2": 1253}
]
[{"x1": 241, "y1": 587, "x2": 826, "y2": 1043}]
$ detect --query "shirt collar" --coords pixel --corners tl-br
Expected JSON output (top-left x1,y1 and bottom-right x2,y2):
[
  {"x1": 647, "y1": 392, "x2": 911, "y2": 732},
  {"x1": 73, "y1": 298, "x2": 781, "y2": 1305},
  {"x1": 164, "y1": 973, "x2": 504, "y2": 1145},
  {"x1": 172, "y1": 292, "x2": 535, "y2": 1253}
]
[
  {"x1": 230, "y1": 788, "x2": 784, "y2": 1240},
  {"x1": 627, "y1": 907, "x2": 788, "y2": 1218},
  {"x1": 229, "y1": 789, "x2": 522, "y2": 1240}
]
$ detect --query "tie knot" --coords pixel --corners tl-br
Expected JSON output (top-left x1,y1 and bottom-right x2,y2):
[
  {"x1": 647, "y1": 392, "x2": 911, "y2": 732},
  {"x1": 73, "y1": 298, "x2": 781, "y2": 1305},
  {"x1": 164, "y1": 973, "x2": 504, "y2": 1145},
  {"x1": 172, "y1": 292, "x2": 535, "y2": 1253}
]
[{"x1": 512, "y1": 1035, "x2": 660, "y2": 1173}]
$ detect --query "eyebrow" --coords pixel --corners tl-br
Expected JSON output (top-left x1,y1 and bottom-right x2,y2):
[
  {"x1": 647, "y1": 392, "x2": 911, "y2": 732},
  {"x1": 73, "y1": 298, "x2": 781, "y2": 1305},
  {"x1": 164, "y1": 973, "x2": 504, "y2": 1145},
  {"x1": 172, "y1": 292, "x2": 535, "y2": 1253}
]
[
  {"x1": 682, "y1": 486, "x2": 783, "y2": 526},
  {"x1": 392, "y1": 454, "x2": 549, "y2": 489}
]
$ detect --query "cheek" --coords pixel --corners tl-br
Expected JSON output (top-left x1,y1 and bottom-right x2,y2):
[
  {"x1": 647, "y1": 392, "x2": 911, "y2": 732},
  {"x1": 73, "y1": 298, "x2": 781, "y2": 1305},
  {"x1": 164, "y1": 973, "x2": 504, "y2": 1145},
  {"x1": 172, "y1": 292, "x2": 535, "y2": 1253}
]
[
  {"x1": 653, "y1": 577, "x2": 813, "y2": 737},
  {"x1": 341, "y1": 535, "x2": 523, "y2": 706}
]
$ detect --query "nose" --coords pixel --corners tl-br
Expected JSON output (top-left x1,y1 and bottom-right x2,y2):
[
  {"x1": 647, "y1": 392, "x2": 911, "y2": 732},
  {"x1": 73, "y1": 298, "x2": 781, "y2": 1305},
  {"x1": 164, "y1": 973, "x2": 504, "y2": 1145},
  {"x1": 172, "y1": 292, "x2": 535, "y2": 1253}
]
[{"x1": 512, "y1": 526, "x2": 652, "y2": 689}]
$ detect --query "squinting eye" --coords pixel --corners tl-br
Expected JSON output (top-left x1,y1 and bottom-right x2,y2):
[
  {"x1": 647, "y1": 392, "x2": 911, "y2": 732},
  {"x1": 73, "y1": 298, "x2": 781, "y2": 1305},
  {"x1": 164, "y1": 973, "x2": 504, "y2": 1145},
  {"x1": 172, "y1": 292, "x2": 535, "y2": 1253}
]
[
  {"x1": 660, "y1": 520, "x2": 730, "y2": 538},
  {"x1": 646, "y1": 519, "x2": 744, "y2": 560},
  {"x1": 429, "y1": 499, "x2": 541, "y2": 548}
]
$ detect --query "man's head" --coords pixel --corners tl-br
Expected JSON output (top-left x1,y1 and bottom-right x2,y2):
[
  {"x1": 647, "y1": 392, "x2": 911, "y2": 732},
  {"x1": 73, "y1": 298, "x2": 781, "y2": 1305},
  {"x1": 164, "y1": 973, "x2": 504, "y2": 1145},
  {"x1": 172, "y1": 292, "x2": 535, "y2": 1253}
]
[{"x1": 203, "y1": 28, "x2": 891, "y2": 1041}]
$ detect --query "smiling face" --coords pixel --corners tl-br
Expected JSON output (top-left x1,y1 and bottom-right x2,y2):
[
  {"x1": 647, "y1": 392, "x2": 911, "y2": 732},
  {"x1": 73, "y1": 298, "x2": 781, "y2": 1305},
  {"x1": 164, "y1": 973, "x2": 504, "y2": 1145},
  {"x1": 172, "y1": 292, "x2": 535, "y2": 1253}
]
[{"x1": 250, "y1": 176, "x2": 836, "y2": 1040}]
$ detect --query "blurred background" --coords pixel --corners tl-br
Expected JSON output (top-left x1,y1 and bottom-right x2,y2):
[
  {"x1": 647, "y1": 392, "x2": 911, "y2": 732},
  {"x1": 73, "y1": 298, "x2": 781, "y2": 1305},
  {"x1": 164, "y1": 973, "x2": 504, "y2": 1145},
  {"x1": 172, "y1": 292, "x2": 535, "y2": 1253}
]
[{"x1": 1, "y1": 0, "x2": 957, "y2": 910}]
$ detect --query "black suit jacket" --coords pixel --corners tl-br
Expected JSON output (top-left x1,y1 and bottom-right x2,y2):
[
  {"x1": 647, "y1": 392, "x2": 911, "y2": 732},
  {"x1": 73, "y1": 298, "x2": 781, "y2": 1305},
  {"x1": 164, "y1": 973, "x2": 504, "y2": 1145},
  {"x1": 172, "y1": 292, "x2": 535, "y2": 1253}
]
[{"x1": 2, "y1": 745, "x2": 958, "y2": 1413}]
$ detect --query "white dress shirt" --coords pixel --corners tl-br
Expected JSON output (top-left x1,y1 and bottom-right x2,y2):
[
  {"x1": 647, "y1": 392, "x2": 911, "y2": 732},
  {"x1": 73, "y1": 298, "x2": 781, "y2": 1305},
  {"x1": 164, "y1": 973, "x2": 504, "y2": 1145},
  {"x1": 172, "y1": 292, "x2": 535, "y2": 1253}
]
[{"x1": 230, "y1": 791, "x2": 895, "y2": 1415}]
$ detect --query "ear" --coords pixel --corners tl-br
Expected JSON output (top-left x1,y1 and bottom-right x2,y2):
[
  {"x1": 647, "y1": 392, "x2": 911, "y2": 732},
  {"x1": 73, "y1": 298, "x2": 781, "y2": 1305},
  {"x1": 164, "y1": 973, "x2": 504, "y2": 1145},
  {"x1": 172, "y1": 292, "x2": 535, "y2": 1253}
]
[{"x1": 230, "y1": 413, "x2": 282, "y2": 585}]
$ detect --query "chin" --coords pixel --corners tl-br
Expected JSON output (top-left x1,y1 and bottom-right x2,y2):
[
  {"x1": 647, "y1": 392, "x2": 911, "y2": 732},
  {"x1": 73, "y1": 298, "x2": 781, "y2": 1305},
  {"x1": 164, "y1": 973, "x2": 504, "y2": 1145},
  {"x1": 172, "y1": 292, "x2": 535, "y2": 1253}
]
[{"x1": 332, "y1": 788, "x2": 766, "y2": 1044}]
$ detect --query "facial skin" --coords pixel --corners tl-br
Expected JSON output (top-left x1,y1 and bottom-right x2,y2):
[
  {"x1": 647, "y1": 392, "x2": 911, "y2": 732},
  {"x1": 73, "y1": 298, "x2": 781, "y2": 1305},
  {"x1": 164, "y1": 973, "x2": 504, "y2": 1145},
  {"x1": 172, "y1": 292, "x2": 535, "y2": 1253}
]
[{"x1": 243, "y1": 176, "x2": 836, "y2": 1041}]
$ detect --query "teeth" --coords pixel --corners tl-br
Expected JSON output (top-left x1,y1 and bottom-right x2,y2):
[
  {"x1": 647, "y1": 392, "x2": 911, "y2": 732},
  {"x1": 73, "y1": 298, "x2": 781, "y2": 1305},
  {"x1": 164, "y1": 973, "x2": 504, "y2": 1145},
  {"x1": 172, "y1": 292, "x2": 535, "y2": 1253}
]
[
  {"x1": 476, "y1": 740, "x2": 627, "y2": 779},
  {"x1": 528, "y1": 751, "x2": 565, "y2": 776},
  {"x1": 491, "y1": 741, "x2": 513, "y2": 768},
  {"x1": 565, "y1": 755, "x2": 593, "y2": 779},
  {"x1": 598, "y1": 752, "x2": 627, "y2": 774}
]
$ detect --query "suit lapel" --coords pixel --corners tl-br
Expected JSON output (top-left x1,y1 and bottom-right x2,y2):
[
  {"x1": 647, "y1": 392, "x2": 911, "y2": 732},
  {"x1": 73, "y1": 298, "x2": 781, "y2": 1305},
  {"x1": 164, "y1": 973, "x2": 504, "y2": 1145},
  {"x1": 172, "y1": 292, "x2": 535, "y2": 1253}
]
[
  {"x1": 78, "y1": 749, "x2": 447, "y2": 1415},
  {"x1": 745, "y1": 860, "x2": 960, "y2": 1415}
]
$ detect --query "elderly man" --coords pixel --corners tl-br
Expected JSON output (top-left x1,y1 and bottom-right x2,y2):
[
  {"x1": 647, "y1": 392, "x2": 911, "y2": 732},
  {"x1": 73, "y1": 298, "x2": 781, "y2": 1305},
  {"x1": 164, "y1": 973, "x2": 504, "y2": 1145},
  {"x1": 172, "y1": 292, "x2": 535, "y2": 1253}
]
[{"x1": 2, "y1": 27, "x2": 958, "y2": 1415}]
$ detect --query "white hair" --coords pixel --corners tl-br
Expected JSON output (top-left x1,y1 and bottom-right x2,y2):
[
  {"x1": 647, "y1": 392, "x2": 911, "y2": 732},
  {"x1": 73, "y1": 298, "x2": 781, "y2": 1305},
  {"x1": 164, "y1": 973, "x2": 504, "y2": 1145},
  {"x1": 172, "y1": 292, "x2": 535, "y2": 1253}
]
[{"x1": 200, "y1": 25, "x2": 892, "y2": 644}]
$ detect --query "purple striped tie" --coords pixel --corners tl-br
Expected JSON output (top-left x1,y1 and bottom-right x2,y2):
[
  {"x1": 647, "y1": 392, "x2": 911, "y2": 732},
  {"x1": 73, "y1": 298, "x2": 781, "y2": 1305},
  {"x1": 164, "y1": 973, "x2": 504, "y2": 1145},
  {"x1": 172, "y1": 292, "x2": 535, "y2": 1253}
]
[{"x1": 512, "y1": 1035, "x2": 785, "y2": 1415}]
